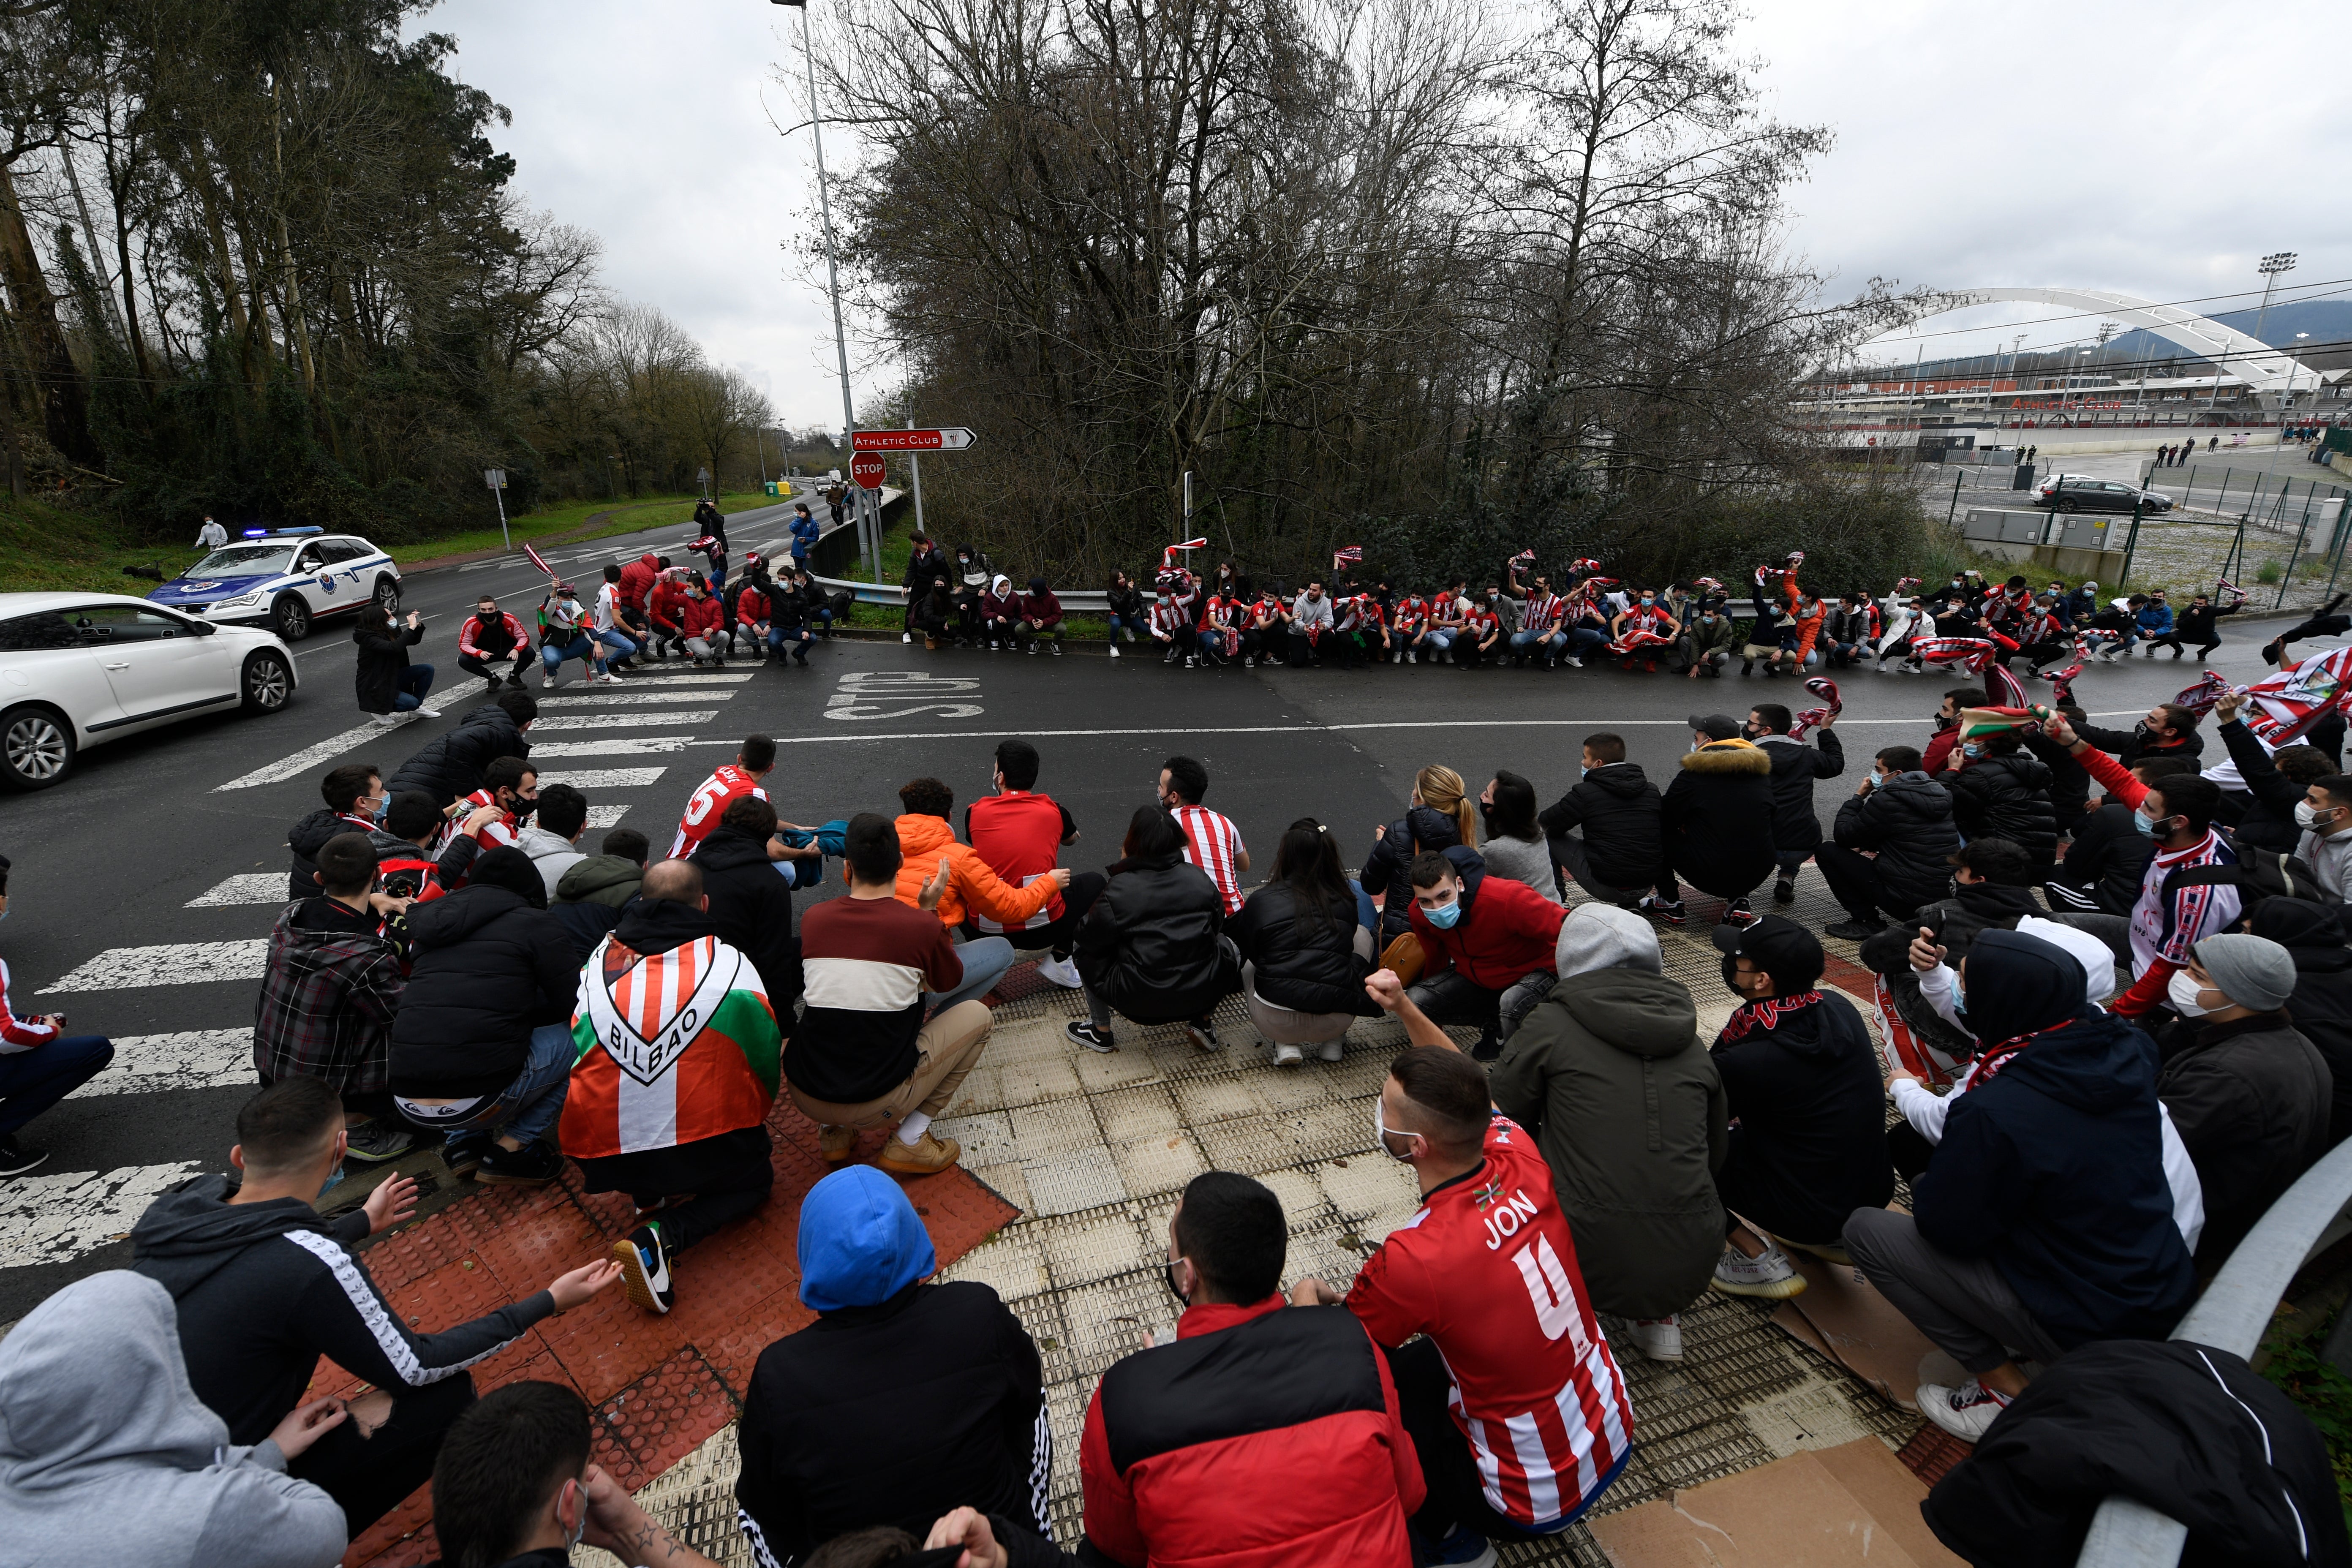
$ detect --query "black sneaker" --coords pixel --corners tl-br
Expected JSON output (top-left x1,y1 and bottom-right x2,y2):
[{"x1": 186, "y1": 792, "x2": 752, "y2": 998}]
[
  {"x1": 1825, "y1": 917, "x2": 1888, "y2": 939},
  {"x1": 1720, "y1": 898, "x2": 1759, "y2": 927},
  {"x1": 614, "y1": 1223, "x2": 675, "y2": 1315},
  {"x1": 476, "y1": 1139, "x2": 564, "y2": 1187},
  {"x1": 441, "y1": 1133, "x2": 490, "y2": 1180},
  {"x1": 344, "y1": 1118, "x2": 416, "y2": 1164},
  {"x1": 0, "y1": 1135, "x2": 49, "y2": 1179},
  {"x1": 504, "y1": 672, "x2": 524, "y2": 687},
  {"x1": 1470, "y1": 1031, "x2": 1502, "y2": 1063},
  {"x1": 1064, "y1": 1020, "x2": 1116, "y2": 1053},
  {"x1": 1772, "y1": 877, "x2": 1797, "y2": 905},
  {"x1": 1639, "y1": 895, "x2": 1687, "y2": 926}
]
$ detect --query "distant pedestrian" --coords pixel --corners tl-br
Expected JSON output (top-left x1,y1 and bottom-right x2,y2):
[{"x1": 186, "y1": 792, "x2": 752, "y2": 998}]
[{"x1": 195, "y1": 514, "x2": 227, "y2": 553}]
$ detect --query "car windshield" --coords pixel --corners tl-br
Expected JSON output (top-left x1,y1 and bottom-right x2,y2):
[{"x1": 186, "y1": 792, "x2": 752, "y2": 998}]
[{"x1": 189, "y1": 543, "x2": 298, "y2": 577}]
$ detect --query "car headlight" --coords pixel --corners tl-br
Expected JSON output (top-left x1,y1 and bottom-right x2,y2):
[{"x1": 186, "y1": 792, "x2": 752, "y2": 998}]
[{"x1": 215, "y1": 591, "x2": 264, "y2": 609}]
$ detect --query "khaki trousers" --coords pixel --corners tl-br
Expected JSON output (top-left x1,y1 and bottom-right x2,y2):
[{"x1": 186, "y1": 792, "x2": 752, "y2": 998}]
[{"x1": 789, "y1": 1001, "x2": 992, "y2": 1129}]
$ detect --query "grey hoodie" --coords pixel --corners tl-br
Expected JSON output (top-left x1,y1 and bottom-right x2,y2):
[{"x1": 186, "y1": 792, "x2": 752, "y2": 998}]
[
  {"x1": 0, "y1": 1271, "x2": 348, "y2": 1568},
  {"x1": 515, "y1": 823, "x2": 587, "y2": 898}
]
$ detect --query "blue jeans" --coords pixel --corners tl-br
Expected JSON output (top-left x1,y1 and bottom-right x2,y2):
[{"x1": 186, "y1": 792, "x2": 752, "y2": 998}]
[
  {"x1": 1510, "y1": 629, "x2": 1566, "y2": 661},
  {"x1": 768, "y1": 625, "x2": 813, "y2": 662},
  {"x1": 593, "y1": 628, "x2": 637, "y2": 662},
  {"x1": 1354, "y1": 885, "x2": 1378, "y2": 935},
  {"x1": 926, "y1": 936, "x2": 1015, "y2": 1015},
  {"x1": 1106, "y1": 613, "x2": 1141, "y2": 642},
  {"x1": 1425, "y1": 628, "x2": 1455, "y2": 655},
  {"x1": 0, "y1": 1034, "x2": 114, "y2": 1136},
  {"x1": 542, "y1": 634, "x2": 592, "y2": 675},
  {"x1": 390, "y1": 664, "x2": 436, "y2": 711},
  {"x1": 1567, "y1": 626, "x2": 1608, "y2": 659},
  {"x1": 399, "y1": 1023, "x2": 574, "y2": 1152}
]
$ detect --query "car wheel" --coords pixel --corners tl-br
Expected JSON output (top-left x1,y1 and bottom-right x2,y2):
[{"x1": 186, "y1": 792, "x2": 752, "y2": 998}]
[
  {"x1": 372, "y1": 576, "x2": 401, "y2": 615},
  {"x1": 0, "y1": 705, "x2": 76, "y2": 790},
  {"x1": 272, "y1": 593, "x2": 312, "y2": 641},
  {"x1": 2056, "y1": 497, "x2": 2077, "y2": 513},
  {"x1": 241, "y1": 650, "x2": 294, "y2": 714}
]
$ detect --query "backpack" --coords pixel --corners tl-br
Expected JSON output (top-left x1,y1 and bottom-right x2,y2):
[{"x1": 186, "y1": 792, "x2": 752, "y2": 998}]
[{"x1": 2161, "y1": 848, "x2": 2328, "y2": 925}]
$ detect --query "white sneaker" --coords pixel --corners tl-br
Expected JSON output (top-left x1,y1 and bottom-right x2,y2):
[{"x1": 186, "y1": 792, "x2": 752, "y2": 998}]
[
  {"x1": 1627, "y1": 1315, "x2": 1683, "y2": 1362},
  {"x1": 1244, "y1": 655, "x2": 1255, "y2": 668},
  {"x1": 1108, "y1": 645, "x2": 1120, "y2": 658},
  {"x1": 1565, "y1": 656, "x2": 1583, "y2": 668},
  {"x1": 371, "y1": 712, "x2": 403, "y2": 726},
  {"x1": 1709, "y1": 1238, "x2": 1808, "y2": 1299},
  {"x1": 414, "y1": 705, "x2": 441, "y2": 718},
  {"x1": 1185, "y1": 1021, "x2": 1222, "y2": 1052},
  {"x1": 1316, "y1": 1036, "x2": 1345, "y2": 1062},
  {"x1": 1407, "y1": 650, "x2": 1417, "y2": 664},
  {"x1": 902, "y1": 632, "x2": 913, "y2": 643},
  {"x1": 1032, "y1": 953, "x2": 1083, "y2": 989},
  {"x1": 1272, "y1": 1043, "x2": 1305, "y2": 1067},
  {"x1": 1184, "y1": 656, "x2": 1196, "y2": 668},
  {"x1": 1917, "y1": 1378, "x2": 2014, "y2": 1443}
]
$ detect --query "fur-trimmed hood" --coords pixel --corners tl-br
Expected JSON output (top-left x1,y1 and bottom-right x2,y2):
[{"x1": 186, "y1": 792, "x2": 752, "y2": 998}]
[{"x1": 1678, "y1": 739, "x2": 1772, "y2": 776}]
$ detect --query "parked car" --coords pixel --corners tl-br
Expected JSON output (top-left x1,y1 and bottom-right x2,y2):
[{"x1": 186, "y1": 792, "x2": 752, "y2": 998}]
[
  {"x1": 0, "y1": 593, "x2": 297, "y2": 789},
  {"x1": 2030, "y1": 476, "x2": 2174, "y2": 514},
  {"x1": 146, "y1": 525, "x2": 401, "y2": 641}
]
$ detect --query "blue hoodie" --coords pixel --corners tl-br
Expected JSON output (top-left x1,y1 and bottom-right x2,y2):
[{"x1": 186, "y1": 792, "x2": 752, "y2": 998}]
[
  {"x1": 2136, "y1": 599, "x2": 2175, "y2": 636},
  {"x1": 1916, "y1": 933, "x2": 2196, "y2": 1348},
  {"x1": 798, "y1": 1166, "x2": 937, "y2": 1312}
]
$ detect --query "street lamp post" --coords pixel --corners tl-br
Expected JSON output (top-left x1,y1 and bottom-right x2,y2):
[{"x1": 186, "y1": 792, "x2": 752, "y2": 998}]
[
  {"x1": 2254, "y1": 252, "x2": 2298, "y2": 426},
  {"x1": 773, "y1": 0, "x2": 877, "y2": 585}
]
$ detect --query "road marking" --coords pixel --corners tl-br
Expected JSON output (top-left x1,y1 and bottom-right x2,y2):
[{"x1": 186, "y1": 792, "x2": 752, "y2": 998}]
[
  {"x1": 530, "y1": 712, "x2": 716, "y2": 731},
  {"x1": 69, "y1": 1030, "x2": 251, "y2": 1098},
  {"x1": 536, "y1": 767, "x2": 669, "y2": 789},
  {"x1": 185, "y1": 873, "x2": 290, "y2": 907},
  {"x1": 585, "y1": 805, "x2": 631, "y2": 828},
  {"x1": 0, "y1": 1161, "x2": 211, "y2": 1269},
  {"x1": 215, "y1": 719, "x2": 420, "y2": 791},
  {"x1": 39, "y1": 941, "x2": 270, "y2": 994},
  {"x1": 537, "y1": 691, "x2": 738, "y2": 708},
  {"x1": 825, "y1": 671, "x2": 982, "y2": 721},
  {"x1": 529, "y1": 737, "x2": 694, "y2": 757},
  {"x1": 606, "y1": 671, "x2": 754, "y2": 684}
]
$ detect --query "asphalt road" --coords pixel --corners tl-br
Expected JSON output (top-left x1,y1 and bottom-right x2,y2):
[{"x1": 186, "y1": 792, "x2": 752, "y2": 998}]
[{"x1": 0, "y1": 521, "x2": 2325, "y2": 1323}]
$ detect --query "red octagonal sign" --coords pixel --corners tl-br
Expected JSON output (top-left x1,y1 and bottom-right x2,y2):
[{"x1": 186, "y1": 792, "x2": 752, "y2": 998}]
[{"x1": 850, "y1": 451, "x2": 885, "y2": 491}]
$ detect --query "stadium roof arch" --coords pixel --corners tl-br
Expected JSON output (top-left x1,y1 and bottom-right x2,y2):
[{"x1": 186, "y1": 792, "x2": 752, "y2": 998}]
[{"x1": 1914, "y1": 287, "x2": 2336, "y2": 396}]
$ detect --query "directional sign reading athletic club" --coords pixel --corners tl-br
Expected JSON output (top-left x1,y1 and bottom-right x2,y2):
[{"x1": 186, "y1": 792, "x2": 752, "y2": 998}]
[
  {"x1": 852, "y1": 427, "x2": 979, "y2": 452},
  {"x1": 849, "y1": 451, "x2": 885, "y2": 491}
]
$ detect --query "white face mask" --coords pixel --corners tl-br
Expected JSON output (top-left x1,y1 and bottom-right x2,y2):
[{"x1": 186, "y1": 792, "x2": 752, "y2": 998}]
[
  {"x1": 1373, "y1": 1100, "x2": 1418, "y2": 1162},
  {"x1": 2167, "y1": 969, "x2": 2214, "y2": 1018},
  {"x1": 2296, "y1": 801, "x2": 2340, "y2": 833}
]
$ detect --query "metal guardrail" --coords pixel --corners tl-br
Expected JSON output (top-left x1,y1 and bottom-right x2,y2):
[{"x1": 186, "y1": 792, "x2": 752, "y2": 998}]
[{"x1": 2074, "y1": 1137, "x2": 2352, "y2": 1568}]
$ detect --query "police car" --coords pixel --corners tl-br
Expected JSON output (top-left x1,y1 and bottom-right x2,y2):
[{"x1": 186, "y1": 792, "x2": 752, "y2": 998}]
[{"x1": 147, "y1": 525, "x2": 402, "y2": 640}]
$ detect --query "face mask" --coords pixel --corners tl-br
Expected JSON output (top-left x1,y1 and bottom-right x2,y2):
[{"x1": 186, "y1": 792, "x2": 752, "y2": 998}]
[
  {"x1": 371, "y1": 797, "x2": 389, "y2": 824},
  {"x1": 1373, "y1": 1101, "x2": 1417, "y2": 1162},
  {"x1": 1476, "y1": 798, "x2": 1494, "y2": 822},
  {"x1": 2297, "y1": 801, "x2": 2335, "y2": 831},
  {"x1": 2167, "y1": 969, "x2": 2213, "y2": 1018},
  {"x1": 1164, "y1": 1260, "x2": 1190, "y2": 1308},
  {"x1": 2132, "y1": 808, "x2": 2165, "y2": 838},
  {"x1": 564, "y1": 1480, "x2": 589, "y2": 1553},
  {"x1": 1641, "y1": 596, "x2": 1655, "y2": 606},
  {"x1": 1720, "y1": 956, "x2": 1753, "y2": 1000},
  {"x1": 317, "y1": 1161, "x2": 346, "y2": 1199},
  {"x1": 1961, "y1": 743, "x2": 1983, "y2": 759},
  {"x1": 1421, "y1": 898, "x2": 1462, "y2": 929}
]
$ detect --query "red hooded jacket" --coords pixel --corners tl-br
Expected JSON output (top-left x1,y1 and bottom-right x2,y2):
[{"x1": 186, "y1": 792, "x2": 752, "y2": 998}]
[
  {"x1": 1406, "y1": 847, "x2": 1565, "y2": 988},
  {"x1": 649, "y1": 577, "x2": 690, "y2": 631},
  {"x1": 678, "y1": 593, "x2": 724, "y2": 639},
  {"x1": 618, "y1": 553, "x2": 659, "y2": 613}
]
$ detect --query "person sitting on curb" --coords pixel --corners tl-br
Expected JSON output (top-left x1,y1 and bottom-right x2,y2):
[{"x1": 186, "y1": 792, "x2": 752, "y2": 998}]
[
  {"x1": 1400, "y1": 845, "x2": 1568, "y2": 1062},
  {"x1": 1066, "y1": 807, "x2": 1243, "y2": 1056},
  {"x1": 1845, "y1": 930, "x2": 2196, "y2": 1443},
  {"x1": 1707, "y1": 915, "x2": 1892, "y2": 1300},
  {"x1": 735, "y1": 1167, "x2": 1053, "y2": 1564},
  {"x1": 1483, "y1": 904, "x2": 1726, "y2": 1366}
]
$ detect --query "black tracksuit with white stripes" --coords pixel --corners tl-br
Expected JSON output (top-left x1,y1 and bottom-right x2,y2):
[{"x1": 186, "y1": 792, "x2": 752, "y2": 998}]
[{"x1": 130, "y1": 1172, "x2": 553, "y2": 1533}]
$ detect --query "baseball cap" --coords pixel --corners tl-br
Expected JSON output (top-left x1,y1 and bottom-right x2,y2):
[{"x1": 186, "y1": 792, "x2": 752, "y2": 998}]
[
  {"x1": 1710, "y1": 914, "x2": 1824, "y2": 994},
  {"x1": 1688, "y1": 713, "x2": 1742, "y2": 741}
]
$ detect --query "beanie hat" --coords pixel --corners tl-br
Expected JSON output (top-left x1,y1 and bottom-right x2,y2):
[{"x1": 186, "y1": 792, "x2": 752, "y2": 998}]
[
  {"x1": 2192, "y1": 934, "x2": 2297, "y2": 1014},
  {"x1": 797, "y1": 1166, "x2": 937, "y2": 1312},
  {"x1": 1556, "y1": 903, "x2": 1661, "y2": 979}
]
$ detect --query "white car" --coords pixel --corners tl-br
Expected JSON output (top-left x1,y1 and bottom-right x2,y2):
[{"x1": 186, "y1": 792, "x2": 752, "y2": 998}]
[
  {"x1": 0, "y1": 593, "x2": 298, "y2": 789},
  {"x1": 146, "y1": 525, "x2": 401, "y2": 641}
]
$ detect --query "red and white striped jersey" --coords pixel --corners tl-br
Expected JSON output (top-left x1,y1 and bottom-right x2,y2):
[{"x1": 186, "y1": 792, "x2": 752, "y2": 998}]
[
  {"x1": 1169, "y1": 804, "x2": 1247, "y2": 915},
  {"x1": 1393, "y1": 595, "x2": 1429, "y2": 631},
  {"x1": 1149, "y1": 598, "x2": 1192, "y2": 638},
  {"x1": 1346, "y1": 1115, "x2": 1633, "y2": 1530},
  {"x1": 447, "y1": 789, "x2": 524, "y2": 853},
  {"x1": 0, "y1": 958, "x2": 60, "y2": 1054},
  {"x1": 671, "y1": 765, "x2": 770, "y2": 859},
  {"x1": 1522, "y1": 592, "x2": 1564, "y2": 630}
]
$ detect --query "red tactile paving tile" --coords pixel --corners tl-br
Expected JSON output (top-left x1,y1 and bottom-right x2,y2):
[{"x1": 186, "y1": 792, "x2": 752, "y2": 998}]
[
  {"x1": 1895, "y1": 1424, "x2": 1973, "y2": 1488},
  {"x1": 1822, "y1": 952, "x2": 1878, "y2": 994},
  {"x1": 342, "y1": 1107, "x2": 1018, "y2": 1566}
]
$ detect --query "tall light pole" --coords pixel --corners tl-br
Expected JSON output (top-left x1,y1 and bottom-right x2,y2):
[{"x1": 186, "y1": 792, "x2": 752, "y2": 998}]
[
  {"x1": 2254, "y1": 251, "x2": 2297, "y2": 424},
  {"x1": 774, "y1": 0, "x2": 875, "y2": 584}
]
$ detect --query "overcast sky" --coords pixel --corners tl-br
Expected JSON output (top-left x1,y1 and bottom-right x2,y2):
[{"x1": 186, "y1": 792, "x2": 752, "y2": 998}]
[{"x1": 407, "y1": 0, "x2": 2349, "y2": 426}]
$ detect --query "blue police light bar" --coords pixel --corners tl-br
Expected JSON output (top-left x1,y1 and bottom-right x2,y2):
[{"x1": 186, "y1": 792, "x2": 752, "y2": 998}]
[
  {"x1": 242, "y1": 528, "x2": 268, "y2": 537},
  {"x1": 272, "y1": 526, "x2": 324, "y2": 536}
]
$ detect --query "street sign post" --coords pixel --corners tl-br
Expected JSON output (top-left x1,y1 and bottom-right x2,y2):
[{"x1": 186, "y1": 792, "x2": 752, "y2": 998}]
[
  {"x1": 483, "y1": 468, "x2": 510, "y2": 551},
  {"x1": 852, "y1": 428, "x2": 978, "y2": 452},
  {"x1": 850, "y1": 452, "x2": 885, "y2": 491}
]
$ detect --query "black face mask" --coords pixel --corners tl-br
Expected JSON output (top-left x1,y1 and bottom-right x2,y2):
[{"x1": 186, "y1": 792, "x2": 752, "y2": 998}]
[
  {"x1": 1164, "y1": 1262, "x2": 1189, "y2": 1309},
  {"x1": 1476, "y1": 798, "x2": 1495, "y2": 823},
  {"x1": 1721, "y1": 956, "x2": 1751, "y2": 1001}
]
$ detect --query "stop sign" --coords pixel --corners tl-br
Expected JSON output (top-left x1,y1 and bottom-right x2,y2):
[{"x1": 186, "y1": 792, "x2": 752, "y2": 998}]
[{"x1": 850, "y1": 452, "x2": 885, "y2": 491}]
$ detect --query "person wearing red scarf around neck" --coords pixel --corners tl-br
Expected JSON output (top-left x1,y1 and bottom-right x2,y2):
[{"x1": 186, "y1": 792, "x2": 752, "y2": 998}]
[{"x1": 2042, "y1": 711, "x2": 2239, "y2": 1020}]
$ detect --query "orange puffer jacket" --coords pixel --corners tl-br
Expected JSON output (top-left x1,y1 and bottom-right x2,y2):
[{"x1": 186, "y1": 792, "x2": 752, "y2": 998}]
[{"x1": 891, "y1": 812, "x2": 1059, "y2": 930}]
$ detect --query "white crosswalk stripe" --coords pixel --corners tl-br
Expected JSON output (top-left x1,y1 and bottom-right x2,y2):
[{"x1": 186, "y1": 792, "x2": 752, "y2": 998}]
[
  {"x1": 214, "y1": 718, "x2": 419, "y2": 792},
  {"x1": 530, "y1": 712, "x2": 716, "y2": 731},
  {"x1": 39, "y1": 941, "x2": 270, "y2": 994},
  {"x1": 536, "y1": 691, "x2": 738, "y2": 708},
  {"x1": 536, "y1": 767, "x2": 669, "y2": 789},
  {"x1": 185, "y1": 873, "x2": 289, "y2": 908},
  {"x1": 70, "y1": 1030, "x2": 252, "y2": 1098},
  {"x1": 0, "y1": 1162, "x2": 209, "y2": 1270},
  {"x1": 584, "y1": 804, "x2": 631, "y2": 828},
  {"x1": 604, "y1": 672, "x2": 752, "y2": 685},
  {"x1": 529, "y1": 736, "x2": 694, "y2": 757}
]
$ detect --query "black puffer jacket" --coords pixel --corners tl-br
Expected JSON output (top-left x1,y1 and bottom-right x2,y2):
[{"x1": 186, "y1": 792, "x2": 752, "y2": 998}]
[
  {"x1": 1075, "y1": 852, "x2": 1240, "y2": 1025},
  {"x1": 1830, "y1": 770, "x2": 1957, "y2": 919},
  {"x1": 2251, "y1": 901, "x2": 2352, "y2": 1148},
  {"x1": 1360, "y1": 804, "x2": 1465, "y2": 938},
  {"x1": 690, "y1": 826, "x2": 802, "y2": 1013},
  {"x1": 2219, "y1": 716, "x2": 2311, "y2": 855},
  {"x1": 352, "y1": 619, "x2": 422, "y2": 715},
  {"x1": 2022, "y1": 731, "x2": 2092, "y2": 834},
  {"x1": 1948, "y1": 750, "x2": 2058, "y2": 860},
  {"x1": 1755, "y1": 730, "x2": 1843, "y2": 852},
  {"x1": 387, "y1": 702, "x2": 530, "y2": 807},
  {"x1": 2061, "y1": 802, "x2": 2156, "y2": 916},
  {"x1": 2074, "y1": 719, "x2": 2203, "y2": 769},
  {"x1": 1659, "y1": 740, "x2": 1776, "y2": 890},
  {"x1": 1230, "y1": 882, "x2": 1377, "y2": 1018},
  {"x1": 285, "y1": 808, "x2": 376, "y2": 899},
  {"x1": 2159, "y1": 1012, "x2": 2333, "y2": 1262},
  {"x1": 1537, "y1": 762, "x2": 1663, "y2": 890},
  {"x1": 388, "y1": 882, "x2": 580, "y2": 1099}
]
